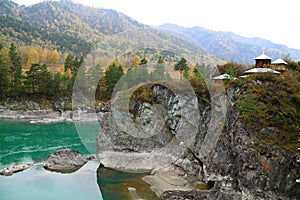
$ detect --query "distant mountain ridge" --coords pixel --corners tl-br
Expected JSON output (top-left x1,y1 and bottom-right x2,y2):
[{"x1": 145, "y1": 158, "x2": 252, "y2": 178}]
[
  {"x1": 1, "y1": 0, "x2": 299, "y2": 64},
  {"x1": 0, "y1": 0, "x2": 221, "y2": 65},
  {"x1": 158, "y1": 24, "x2": 300, "y2": 64}
]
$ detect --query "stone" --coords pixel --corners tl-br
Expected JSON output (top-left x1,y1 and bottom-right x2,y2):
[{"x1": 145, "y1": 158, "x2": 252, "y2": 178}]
[
  {"x1": 43, "y1": 149, "x2": 88, "y2": 173},
  {"x1": 143, "y1": 165, "x2": 195, "y2": 197},
  {"x1": 0, "y1": 163, "x2": 33, "y2": 176}
]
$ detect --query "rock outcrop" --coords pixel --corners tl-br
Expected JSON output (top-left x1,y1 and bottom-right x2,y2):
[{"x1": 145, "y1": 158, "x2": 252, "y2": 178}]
[
  {"x1": 43, "y1": 149, "x2": 89, "y2": 173},
  {"x1": 97, "y1": 84, "x2": 300, "y2": 199},
  {"x1": 97, "y1": 83, "x2": 200, "y2": 171}
]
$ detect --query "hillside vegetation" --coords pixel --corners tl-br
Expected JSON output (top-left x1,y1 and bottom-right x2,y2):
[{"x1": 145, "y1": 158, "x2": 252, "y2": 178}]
[{"x1": 0, "y1": 0, "x2": 145, "y2": 54}]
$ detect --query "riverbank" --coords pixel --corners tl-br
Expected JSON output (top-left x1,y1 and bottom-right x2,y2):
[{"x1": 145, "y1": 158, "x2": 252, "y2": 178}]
[
  {"x1": 0, "y1": 97, "x2": 106, "y2": 123},
  {"x1": 0, "y1": 108, "x2": 103, "y2": 123}
]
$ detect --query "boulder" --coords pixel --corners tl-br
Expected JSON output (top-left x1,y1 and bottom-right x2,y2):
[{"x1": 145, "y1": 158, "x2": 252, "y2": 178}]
[{"x1": 43, "y1": 149, "x2": 88, "y2": 173}]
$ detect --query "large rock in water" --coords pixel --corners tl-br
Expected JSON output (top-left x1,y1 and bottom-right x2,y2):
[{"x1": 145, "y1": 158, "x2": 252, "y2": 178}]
[{"x1": 44, "y1": 149, "x2": 88, "y2": 173}]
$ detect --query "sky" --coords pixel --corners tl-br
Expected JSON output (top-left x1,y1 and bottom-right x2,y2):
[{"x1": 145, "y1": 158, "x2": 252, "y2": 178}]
[{"x1": 13, "y1": 0, "x2": 300, "y2": 50}]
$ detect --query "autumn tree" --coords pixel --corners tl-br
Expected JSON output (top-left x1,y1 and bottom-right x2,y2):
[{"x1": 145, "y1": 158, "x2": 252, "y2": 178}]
[
  {"x1": 49, "y1": 49, "x2": 60, "y2": 74},
  {"x1": 131, "y1": 55, "x2": 141, "y2": 67},
  {"x1": 217, "y1": 62, "x2": 244, "y2": 76},
  {"x1": 27, "y1": 47, "x2": 40, "y2": 67}
]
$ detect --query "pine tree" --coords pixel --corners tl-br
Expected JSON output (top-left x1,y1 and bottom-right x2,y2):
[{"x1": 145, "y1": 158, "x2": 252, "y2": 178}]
[
  {"x1": 8, "y1": 43, "x2": 22, "y2": 95},
  {"x1": 104, "y1": 64, "x2": 124, "y2": 99},
  {"x1": 64, "y1": 54, "x2": 83, "y2": 73},
  {"x1": 37, "y1": 64, "x2": 52, "y2": 95},
  {"x1": 174, "y1": 57, "x2": 189, "y2": 79},
  {"x1": 157, "y1": 56, "x2": 164, "y2": 64},
  {"x1": 139, "y1": 58, "x2": 148, "y2": 65},
  {"x1": 25, "y1": 63, "x2": 40, "y2": 93},
  {"x1": 0, "y1": 58, "x2": 9, "y2": 96}
]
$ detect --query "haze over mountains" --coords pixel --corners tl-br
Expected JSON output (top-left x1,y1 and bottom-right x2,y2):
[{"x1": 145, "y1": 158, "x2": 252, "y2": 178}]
[
  {"x1": 1, "y1": 0, "x2": 300, "y2": 65},
  {"x1": 158, "y1": 24, "x2": 300, "y2": 64}
]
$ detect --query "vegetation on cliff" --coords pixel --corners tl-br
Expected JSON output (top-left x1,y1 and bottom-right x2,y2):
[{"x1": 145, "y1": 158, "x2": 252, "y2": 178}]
[{"x1": 231, "y1": 69, "x2": 300, "y2": 152}]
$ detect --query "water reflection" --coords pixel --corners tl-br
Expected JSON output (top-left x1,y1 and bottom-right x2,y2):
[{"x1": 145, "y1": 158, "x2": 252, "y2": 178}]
[
  {"x1": 97, "y1": 166, "x2": 161, "y2": 200},
  {"x1": 0, "y1": 161, "x2": 103, "y2": 200}
]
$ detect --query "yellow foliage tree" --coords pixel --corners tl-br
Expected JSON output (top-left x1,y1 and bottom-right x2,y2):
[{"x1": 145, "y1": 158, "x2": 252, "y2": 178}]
[
  {"x1": 131, "y1": 55, "x2": 140, "y2": 67},
  {"x1": 27, "y1": 47, "x2": 39, "y2": 67},
  {"x1": 48, "y1": 49, "x2": 60, "y2": 74}
]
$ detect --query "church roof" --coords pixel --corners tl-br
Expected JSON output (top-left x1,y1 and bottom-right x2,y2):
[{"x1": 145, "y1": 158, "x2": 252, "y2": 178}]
[
  {"x1": 254, "y1": 53, "x2": 272, "y2": 60},
  {"x1": 244, "y1": 68, "x2": 281, "y2": 74},
  {"x1": 272, "y1": 58, "x2": 288, "y2": 65}
]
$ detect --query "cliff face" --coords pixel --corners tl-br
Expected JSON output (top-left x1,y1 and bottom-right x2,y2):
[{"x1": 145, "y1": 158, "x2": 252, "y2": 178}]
[{"x1": 96, "y1": 84, "x2": 300, "y2": 199}]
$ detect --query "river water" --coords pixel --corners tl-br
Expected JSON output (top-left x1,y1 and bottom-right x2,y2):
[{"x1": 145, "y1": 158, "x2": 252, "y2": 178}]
[{"x1": 0, "y1": 120, "x2": 160, "y2": 200}]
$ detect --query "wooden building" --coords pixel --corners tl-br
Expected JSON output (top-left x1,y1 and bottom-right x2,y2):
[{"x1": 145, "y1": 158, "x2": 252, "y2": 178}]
[
  {"x1": 272, "y1": 58, "x2": 288, "y2": 72},
  {"x1": 254, "y1": 53, "x2": 272, "y2": 68}
]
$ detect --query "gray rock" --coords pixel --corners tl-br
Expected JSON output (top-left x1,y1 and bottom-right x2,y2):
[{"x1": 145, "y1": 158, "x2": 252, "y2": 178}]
[
  {"x1": 97, "y1": 84, "x2": 199, "y2": 172},
  {"x1": 0, "y1": 163, "x2": 33, "y2": 176},
  {"x1": 43, "y1": 149, "x2": 88, "y2": 173}
]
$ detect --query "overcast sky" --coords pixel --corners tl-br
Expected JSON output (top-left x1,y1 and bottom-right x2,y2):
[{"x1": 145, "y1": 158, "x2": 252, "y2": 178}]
[{"x1": 13, "y1": 0, "x2": 300, "y2": 50}]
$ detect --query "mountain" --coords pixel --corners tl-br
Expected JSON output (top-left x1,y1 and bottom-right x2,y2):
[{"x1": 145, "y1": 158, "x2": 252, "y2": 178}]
[
  {"x1": 0, "y1": 0, "x2": 220, "y2": 65},
  {"x1": 0, "y1": 0, "x2": 146, "y2": 54},
  {"x1": 3, "y1": 0, "x2": 299, "y2": 66},
  {"x1": 158, "y1": 24, "x2": 300, "y2": 64}
]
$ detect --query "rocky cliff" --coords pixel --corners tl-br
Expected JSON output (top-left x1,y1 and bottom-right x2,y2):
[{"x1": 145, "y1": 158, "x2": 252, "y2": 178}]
[{"x1": 96, "y1": 83, "x2": 300, "y2": 199}]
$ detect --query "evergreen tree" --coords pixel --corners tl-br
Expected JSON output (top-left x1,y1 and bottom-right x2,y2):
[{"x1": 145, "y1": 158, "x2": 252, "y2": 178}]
[
  {"x1": 157, "y1": 56, "x2": 164, "y2": 64},
  {"x1": 25, "y1": 63, "x2": 40, "y2": 93},
  {"x1": 139, "y1": 58, "x2": 148, "y2": 65},
  {"x1": 37, "y1": 64, "x2": 52, "y2": 95},
  {"x1": 175, "y1": 58, "x2": 189, "y2": 79},
  {"x1": 174, "y1": 57, "x2": 189, "y2": 72},
  {"x1": 8, "y1": 43, "x2": 22, "y2": 94},
  {"x1": 64, "y1": 54, "x2": 73, "y2": 72},
  {"x1": 64, "y1": 54, "x2": 83, "y2": 73},
  {"x1": 0, "y1": 58, "x2": 9, "y2": 96},
  {"x1": 24, "y1": 63, "x2": 52, "y2": 95},
  {"x1": 104, "y1": 64, "x2": 124, "y2": 99}
]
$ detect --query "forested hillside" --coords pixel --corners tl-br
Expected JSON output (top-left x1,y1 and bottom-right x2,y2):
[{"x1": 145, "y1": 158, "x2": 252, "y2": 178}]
[
  {"x1": 0, "y1": 0, "x2": 222, "y2": 104},
  {"x1": 0, "y1": 0, "x2": 146, "y2": 55}
]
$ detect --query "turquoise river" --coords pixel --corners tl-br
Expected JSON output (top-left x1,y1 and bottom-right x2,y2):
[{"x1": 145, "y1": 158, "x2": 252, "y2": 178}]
[{"x1": 0, "y1": 120, "x2": 160, "y2": 200}]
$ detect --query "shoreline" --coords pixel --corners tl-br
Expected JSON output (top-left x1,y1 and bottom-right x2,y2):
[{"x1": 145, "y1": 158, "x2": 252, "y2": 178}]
[
  {"x1": 0, "y1": 108, "x2": 104, "y2": 123},
  {"x1": 0, "y1": 160, "x2": 161, "y2": 200}
]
